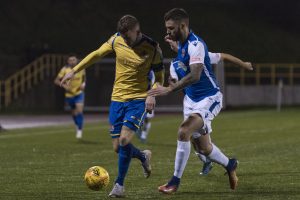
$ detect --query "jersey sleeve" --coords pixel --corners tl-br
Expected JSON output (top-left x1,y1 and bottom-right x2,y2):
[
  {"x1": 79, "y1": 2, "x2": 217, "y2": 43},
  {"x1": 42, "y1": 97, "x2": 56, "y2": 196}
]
[
  {"x1": 151, "y1": 44, "x2": 164, "y2": 72},
  {"x1": 57, "y1": 67, "x2": 66, "y2": 79},
  {"x1": 169, "y1": 62, "x2": 178, "y2": 81},
  {"x1": 188, "y1": 41, "x2": 205, "y2": 65},
  {"x1": 208, "y1": 52, "x2": 221, "y2": 64},
  {"x1": 72, "y1": 34, "x2": 116, "y2": 73}
]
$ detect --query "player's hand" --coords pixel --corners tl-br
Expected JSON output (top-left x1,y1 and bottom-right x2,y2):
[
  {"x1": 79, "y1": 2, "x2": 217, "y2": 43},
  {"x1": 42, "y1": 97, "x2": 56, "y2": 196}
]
[
  {"x1": 80, "y1": 82, "x2": 86, "y2": 91},
  {"x1": 164, "y1": 35, "x2": 178, "y2": 53},
  {"x1": 148, "y1": 83, "x2": 172, "y2": 97},
  {"x1": 243, "y1": 62, "x2": 253, "y2": 71},
  {"x1": 60, "y1": 70, "x2": 75, "y2": 88},
  {"x1": 168, "y1": 76, "x2": 178, "y2": 89},
  {"x1": 145, "y1": 96, "x2": 156, "y2": 114},
  {"x1": 62, "y1": 84, "x2": 71, "y2": 91}
]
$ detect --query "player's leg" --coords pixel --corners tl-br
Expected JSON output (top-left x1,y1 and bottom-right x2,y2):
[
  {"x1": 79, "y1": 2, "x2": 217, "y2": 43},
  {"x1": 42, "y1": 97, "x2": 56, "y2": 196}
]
[
  {"x1": 73, "y1": 93, "x2": 84, "y2": 139},
  {"x1": 74, "y1": 102, "x2": 84, "y2": 139},
  {"x1": 108, "y1": 101, "x2": 126, "y2": 198},
  {"x1": 66, "y1": 96, "x2": 79, "y2": 138},
  {"x1": 115, "y1": 126, "x2": 135, "y2": 182},
  {"x1": 109, "y1": 100, "x2": 151, "y2": 198},
  {"x1": 109, "y1": 99, "x2": 149, "y2": 166},
  {"x1": 111, "y1": 138, "x2": 120, "y2": 153},
  {"x1": 191, "y1": 135, "x2": 213, "y2": 175},
  {"x1": 158, "y1": 113, "x2": 203, "y2": 194},
  {"x1": 197, "y1": 133, "x2": 238, "y2": 189},
  {"x1": 195, "y1": 92, "x2": 238, "y2": 190}
]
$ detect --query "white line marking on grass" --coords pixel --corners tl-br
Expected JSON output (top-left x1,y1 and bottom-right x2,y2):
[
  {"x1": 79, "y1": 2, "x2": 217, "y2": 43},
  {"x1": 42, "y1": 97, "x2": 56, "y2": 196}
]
[
  {"x1": 0, "y1": 118, "x2": 180, "y2": 139},
  {"x1": 0, "y1": 126, "x2": 106, "y2": 139}
]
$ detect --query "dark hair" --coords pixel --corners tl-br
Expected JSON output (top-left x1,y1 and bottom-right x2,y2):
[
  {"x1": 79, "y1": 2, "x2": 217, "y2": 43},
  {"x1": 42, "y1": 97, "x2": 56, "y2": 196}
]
[
  {"x1": 117, "y1": 15, "x2": 139, "y2": 34},
  {"x1": 164, "y1": 8, "x2": 189, "y2": 22},
  {"x1": 67, "y1": 53, "x2": 78, "y2": 58}
]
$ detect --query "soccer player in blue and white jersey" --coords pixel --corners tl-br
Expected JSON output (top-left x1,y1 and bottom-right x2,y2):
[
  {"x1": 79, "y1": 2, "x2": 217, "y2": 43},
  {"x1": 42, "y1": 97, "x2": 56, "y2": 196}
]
[
  {"x1": 166, "y1": 39, "x2": 253, "y2": 175},
  {"x1": 148, "y1": 8, "x2": 239, "y2": 194}
]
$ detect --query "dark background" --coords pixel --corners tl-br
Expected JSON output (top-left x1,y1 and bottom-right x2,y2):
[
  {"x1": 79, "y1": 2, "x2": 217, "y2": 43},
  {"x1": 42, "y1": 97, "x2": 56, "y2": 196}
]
[{"x1": 1, "y1": 0, "x2": 299, "y2": 78}]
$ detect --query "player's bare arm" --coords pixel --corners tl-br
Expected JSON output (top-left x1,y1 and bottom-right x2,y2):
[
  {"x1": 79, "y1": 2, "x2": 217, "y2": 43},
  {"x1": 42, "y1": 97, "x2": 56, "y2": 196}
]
[
  {"x1": 220, "y1": 53, "x2": 253, "y2": 70},
  {"x1": 60, "y1": 43, "x2": 113, "y2": 87},
  {"x1": 170, "y1": 63, "x2": 203, "y2": 92},
  {"x1": 148, "y1": 63, "x2": 203, "y2": 97}
]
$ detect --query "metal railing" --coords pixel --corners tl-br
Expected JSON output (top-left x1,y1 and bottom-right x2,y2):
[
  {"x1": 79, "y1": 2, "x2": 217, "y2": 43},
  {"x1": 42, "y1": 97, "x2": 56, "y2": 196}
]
[
  {"x1": 225, "y1": 63, "x2": 300, "y2": 85},
  {"x1": 0, "y1": 54, "x2": 67, "y2": 109},
  {"x1": 0, "y1": 55, "x2": 299, "y2": 110}
]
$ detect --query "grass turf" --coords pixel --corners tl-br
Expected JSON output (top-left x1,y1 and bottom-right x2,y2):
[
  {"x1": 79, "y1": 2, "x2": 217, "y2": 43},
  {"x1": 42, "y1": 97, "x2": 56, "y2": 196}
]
[{"x1": 0, "y1": 108, "x2": 300, "y2": 199}]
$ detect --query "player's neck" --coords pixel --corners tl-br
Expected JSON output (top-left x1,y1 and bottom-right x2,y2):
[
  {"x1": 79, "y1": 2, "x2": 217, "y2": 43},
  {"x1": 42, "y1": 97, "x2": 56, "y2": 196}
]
[
  {"x1": 179, "y1": 29, "x2": 190, "y2": 44},
  {"x1": 130, "y1": 34, "x2": 143, "y2": 47}
]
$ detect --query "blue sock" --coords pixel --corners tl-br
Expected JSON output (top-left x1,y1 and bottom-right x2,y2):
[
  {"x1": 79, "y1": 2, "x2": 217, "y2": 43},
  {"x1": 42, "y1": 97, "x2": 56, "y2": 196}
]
[
  {"x1": 168, "y1": 176, "x2": 180, "y2": 186},
  {"x1": 72, "y1": 115, "x2": 78, "y2": 126},
  {"x1": 75, "y1": 113, "x2": 84, "y2": 130},
  {"x1": 116, "y1": 144, "x2": 132, "y2": 186},
  {"x1": 129, "y1": 143, "x2": 146, "y2": 163}
]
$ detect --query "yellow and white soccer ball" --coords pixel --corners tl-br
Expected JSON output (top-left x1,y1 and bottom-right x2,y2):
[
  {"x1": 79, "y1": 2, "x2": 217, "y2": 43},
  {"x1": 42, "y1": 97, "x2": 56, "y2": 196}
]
[{"x1": 84, "y1": 166, "x2": 110, "y2": 191}]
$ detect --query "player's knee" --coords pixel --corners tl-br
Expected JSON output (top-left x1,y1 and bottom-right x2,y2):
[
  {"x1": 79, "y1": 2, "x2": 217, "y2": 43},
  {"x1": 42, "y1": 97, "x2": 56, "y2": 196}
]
[
  {"x1": 119, "y1": 136, "x2": 129, "y2": 146},
  {"x1": 178, "y1": 126, "x2": 191, "y2": 141},
  {"x1": 198, "y1": 143, "x2": 212, "y2": 155},
  {"x1": 113, "y1": 145, "x2": 119, "y2": 153}
]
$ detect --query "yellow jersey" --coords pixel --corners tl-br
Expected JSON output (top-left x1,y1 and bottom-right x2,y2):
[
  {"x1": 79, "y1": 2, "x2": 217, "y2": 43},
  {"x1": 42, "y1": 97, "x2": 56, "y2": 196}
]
[
  {"x1": 73, "y1": 33, "x2": 164, "y2": 102},
  {"x1": 57, "y1": 67, "x2": 85, "y2": 97}
]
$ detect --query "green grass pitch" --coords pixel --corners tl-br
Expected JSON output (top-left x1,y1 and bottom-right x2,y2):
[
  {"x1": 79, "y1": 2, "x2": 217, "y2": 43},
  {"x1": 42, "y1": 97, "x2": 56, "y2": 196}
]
[{"x1": 0, "y1": 108, "x2": 300, "y2": 199}]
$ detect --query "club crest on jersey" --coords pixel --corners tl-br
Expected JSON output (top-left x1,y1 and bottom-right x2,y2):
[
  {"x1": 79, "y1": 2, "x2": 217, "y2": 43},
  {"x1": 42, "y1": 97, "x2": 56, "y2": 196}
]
[
  {"x1": 181, "y1": 49, "x2": 186, "y2": 57},
  {"x1": 178, "y1": 61, "x2": 188, "y2": 71}
]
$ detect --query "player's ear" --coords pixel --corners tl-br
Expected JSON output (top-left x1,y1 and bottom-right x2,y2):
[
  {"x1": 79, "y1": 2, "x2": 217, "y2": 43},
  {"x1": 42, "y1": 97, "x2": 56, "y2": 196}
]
[{"x1": 179, "y1": 22, "x2": 185, "y2": 30}]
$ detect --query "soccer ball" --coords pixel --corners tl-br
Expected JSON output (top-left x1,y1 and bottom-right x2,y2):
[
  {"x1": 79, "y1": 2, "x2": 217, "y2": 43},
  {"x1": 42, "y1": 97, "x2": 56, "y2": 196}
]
[{"x1": 84, "y1": 166, "x2": 110, "y2": 191}]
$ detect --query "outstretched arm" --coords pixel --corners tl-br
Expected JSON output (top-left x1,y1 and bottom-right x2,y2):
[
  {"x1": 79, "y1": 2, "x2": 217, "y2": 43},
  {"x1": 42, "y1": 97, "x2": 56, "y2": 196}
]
[
  {"x1": 165, "y1": 37, "x2": 253, "y2": 71},
  {"x1": 220, "y1": 53, "x2": 253, "y2": 70},
  {"x1": 148, "y1": 63, "x2": 202, "y2": 96},
  {"x1": 60, "y1": 36, "x2": 115, "y2": 86}
]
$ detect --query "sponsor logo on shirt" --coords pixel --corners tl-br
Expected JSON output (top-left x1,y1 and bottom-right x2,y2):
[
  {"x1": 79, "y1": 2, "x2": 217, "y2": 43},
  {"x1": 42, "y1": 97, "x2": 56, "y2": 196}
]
[
  {"x1": 190, "y1": 57, "x2": 201, "y2": 63},
  {"x1": 177, "y1": 61, "x2": 188, "y2": 71}
]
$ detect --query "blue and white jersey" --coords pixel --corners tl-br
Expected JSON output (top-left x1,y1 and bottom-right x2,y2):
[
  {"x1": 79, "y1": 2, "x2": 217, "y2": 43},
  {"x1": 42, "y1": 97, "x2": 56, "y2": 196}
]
[{"x1": 170, "y1": 31, "x2": 220, "y2": 102}]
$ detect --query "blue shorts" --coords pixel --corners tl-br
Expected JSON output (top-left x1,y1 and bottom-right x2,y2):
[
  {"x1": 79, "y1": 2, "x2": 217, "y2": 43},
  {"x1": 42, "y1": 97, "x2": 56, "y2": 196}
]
[
  {"x1": 109, "y1": 99, "x2": 147, "y2": 138},
  {"x1": 65, "y1": 93, "x2": 84, "y2": 109}
]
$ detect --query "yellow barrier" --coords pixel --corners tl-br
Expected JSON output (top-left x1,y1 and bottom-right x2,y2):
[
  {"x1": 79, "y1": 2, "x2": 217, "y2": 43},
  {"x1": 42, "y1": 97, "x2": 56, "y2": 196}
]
[
  {"x1": 1, "y1": 57, "x2": 299, "y2": 110},
  {"x1": 225, "y1": 63, "x2": 300, "y2": 86},
  {"x1": 1, "y1": 54, "x2": 67, "y2": 108}
]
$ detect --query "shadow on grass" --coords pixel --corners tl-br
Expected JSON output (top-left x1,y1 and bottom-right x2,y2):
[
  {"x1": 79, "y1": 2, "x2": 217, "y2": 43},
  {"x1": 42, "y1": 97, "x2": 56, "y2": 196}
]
[{"x1": 176, "y1": 190, "x2": 300, "y2": 196}]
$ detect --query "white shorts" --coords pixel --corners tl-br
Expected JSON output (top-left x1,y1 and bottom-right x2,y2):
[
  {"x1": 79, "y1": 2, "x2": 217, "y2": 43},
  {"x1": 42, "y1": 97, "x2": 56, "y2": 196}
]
[
  {"x1": 146, "y1": 110, "x2": 154, "y2": 119},
  {"x1": 183, "y1": 91, "x2": 223, "y2": 134}
]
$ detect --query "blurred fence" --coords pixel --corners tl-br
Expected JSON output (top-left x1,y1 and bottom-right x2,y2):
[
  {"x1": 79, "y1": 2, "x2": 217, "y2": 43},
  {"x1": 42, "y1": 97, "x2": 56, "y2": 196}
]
[
  {"x1": 0, "y1": 54, "x2": 67, "y2": 110},
  {"x1": 0, "y1": 55, "x2": 300, "y2": 111},
  {"x1": 225, "y1": 63, "x2": 300, "y2": 85}
]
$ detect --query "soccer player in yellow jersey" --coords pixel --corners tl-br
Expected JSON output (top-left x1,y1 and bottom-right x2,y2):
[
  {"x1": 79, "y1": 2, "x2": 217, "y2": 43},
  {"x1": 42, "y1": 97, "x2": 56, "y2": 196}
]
[
  {"x1": 60, "y1": 15, "x2": 164, "y2": 198},
  {"x1": 54, "y1": 55, "x2": 86, "y2": 139}
]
